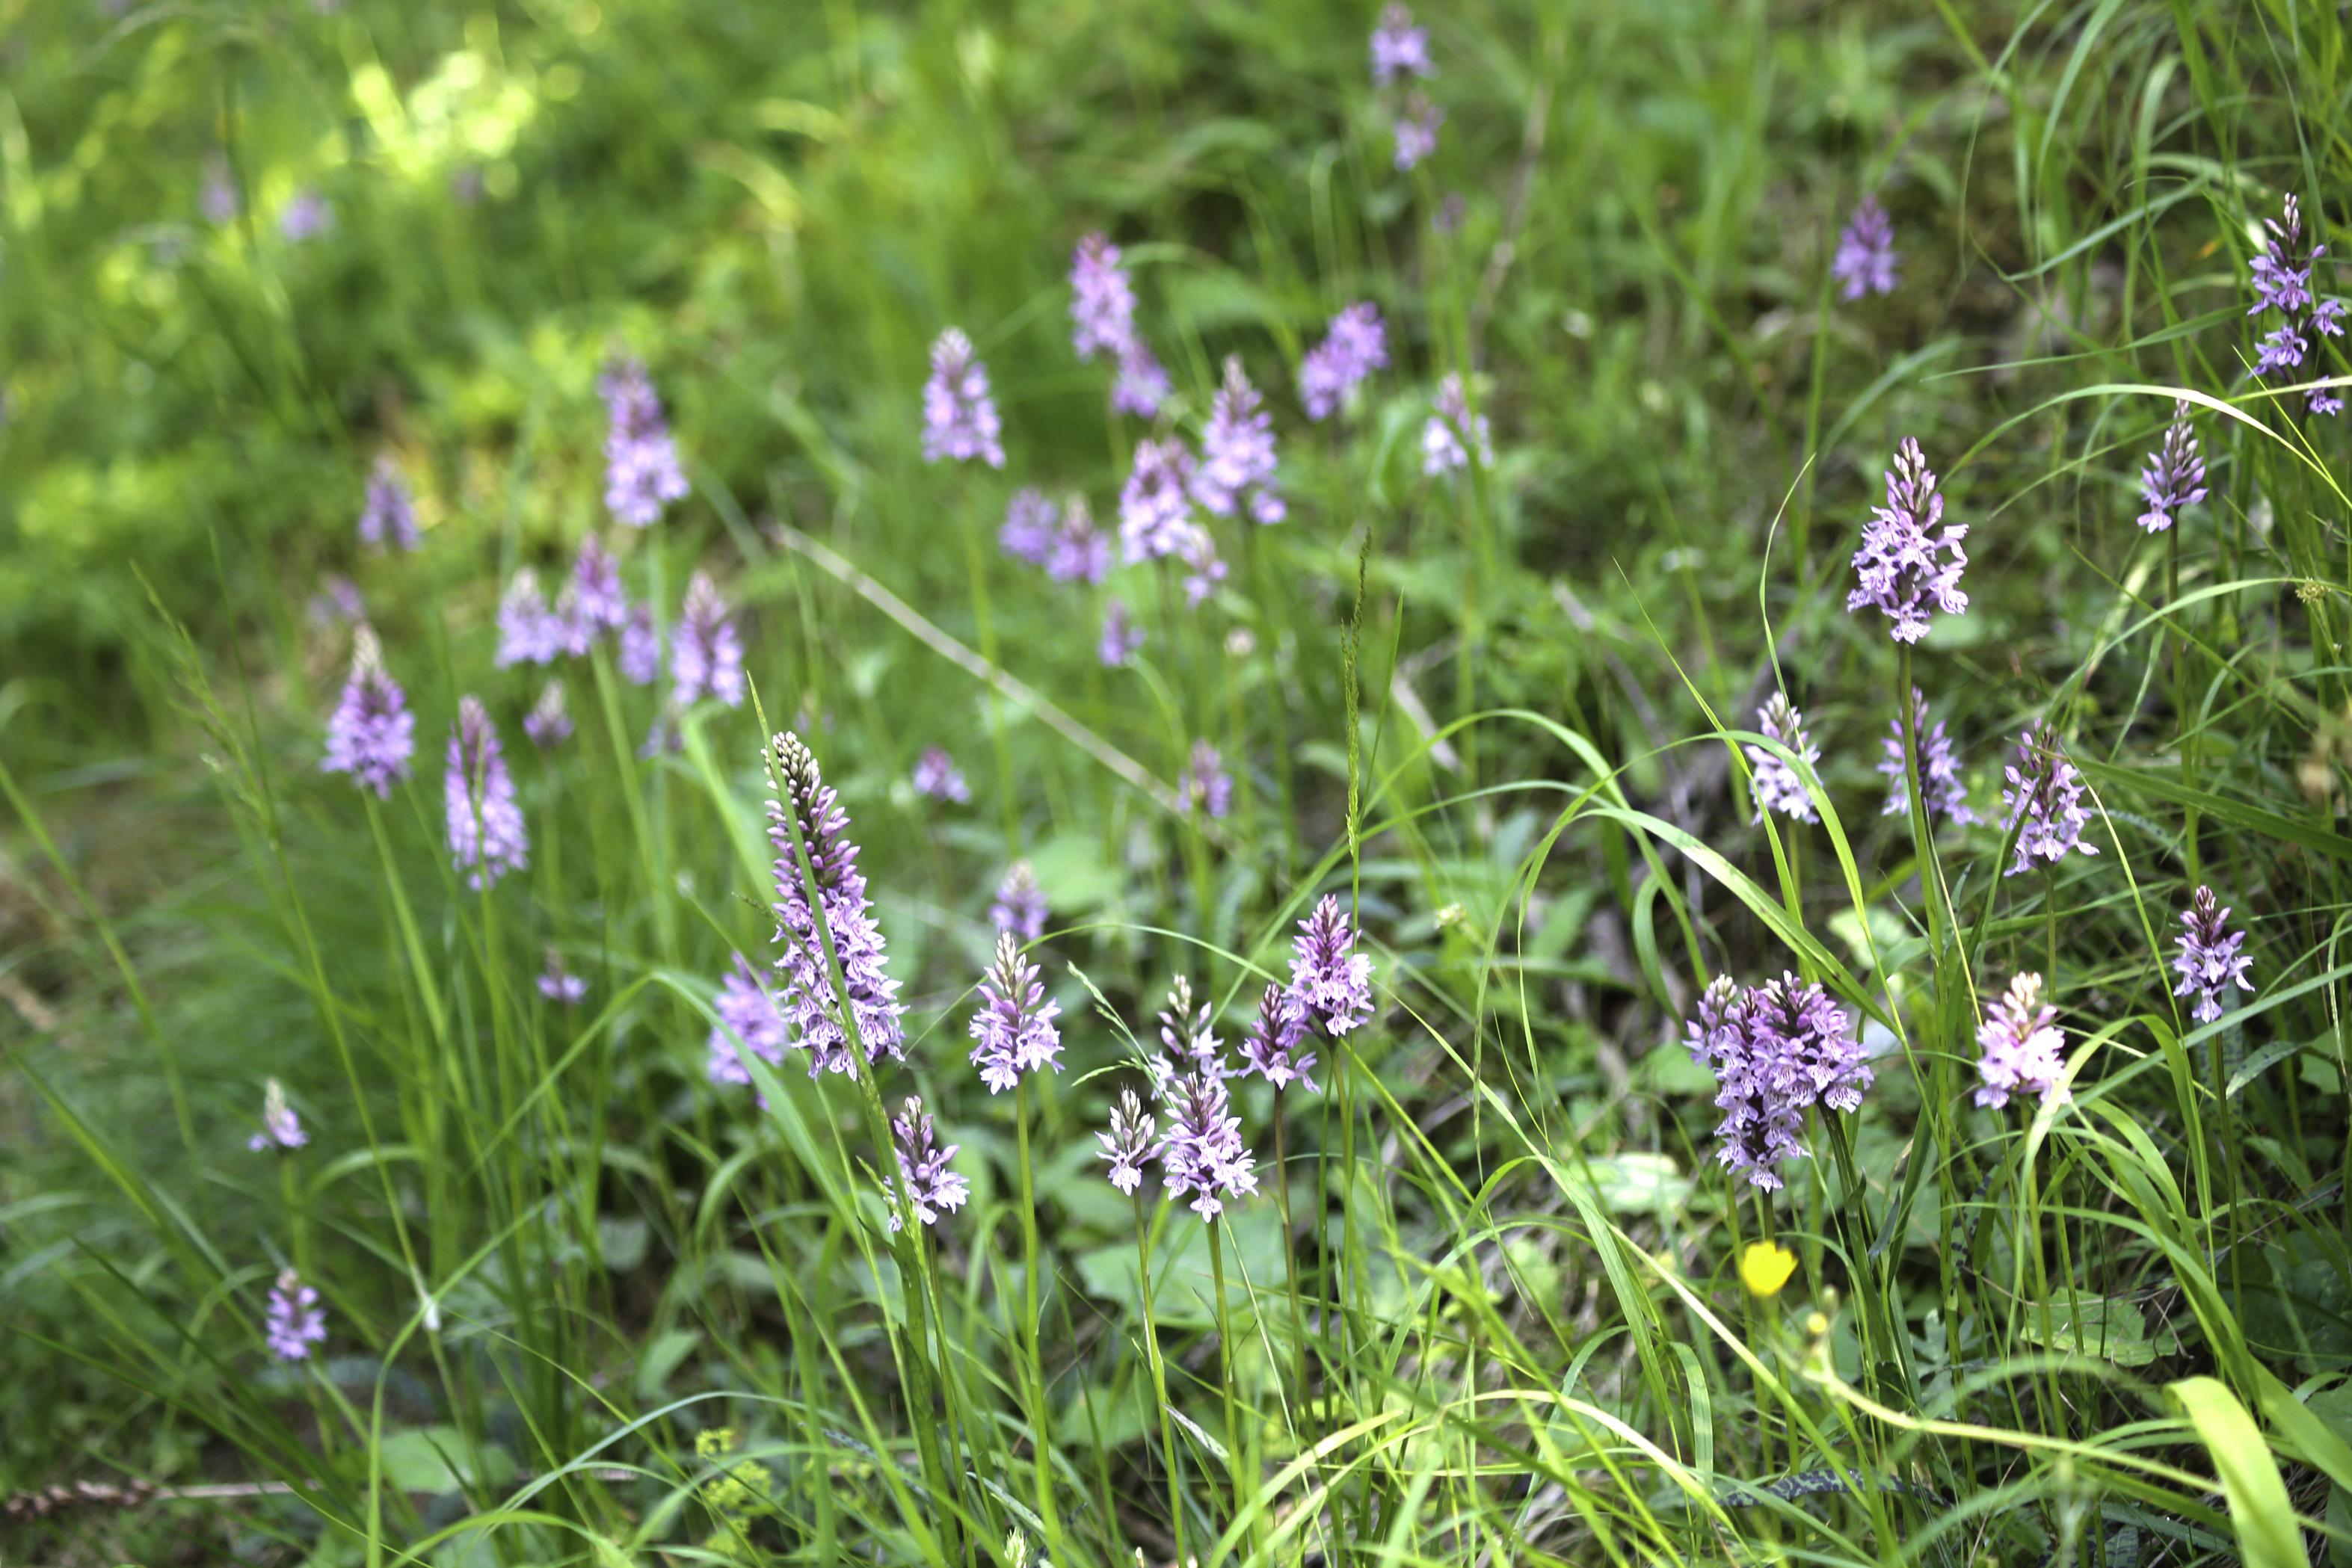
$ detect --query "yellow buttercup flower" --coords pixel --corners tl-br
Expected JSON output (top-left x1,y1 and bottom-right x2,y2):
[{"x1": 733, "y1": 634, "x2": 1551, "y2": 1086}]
[{"x1": 1740, "y1": 1240, "x2": 1798, "y2": 1298}]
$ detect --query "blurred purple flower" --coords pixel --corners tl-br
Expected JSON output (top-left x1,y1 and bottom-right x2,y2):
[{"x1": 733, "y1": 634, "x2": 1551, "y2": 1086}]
[
  {"x1": 1113, "y1": 340, "x2": 1172, "y2": 418},
  {"x1": 537, "y1": 951, "x2": 587, "y2": 1004},
  {"x1": 265, "y1": 1268, "x2": 327, "y2": 1361},
  {"x1": 247, "y1": 1078, "x2": 306, "y2": 1153},
  {"x1": 321, "y1": 626, "x2": 415, "y2": 798},
  {"x1": 618, "y1": 605, "x2": 662, "y2": 686},
  {"x1": 1119, "y1": 438, "x2": 1198, "y2": 563},
  {"x1": 1301, "y1": 303, "x2": 1388, "y2": 422},
  {"x1": 1069, "y1": 232, "x2": 1139, "y2": 363},
  {"x1": 1177, "y1": 522, "x2": 1227, "y2": 608},
  {"x1": 1099, "y1": 597, "x2": 1145, "y2": 667},
  {"x1": 1974, "y1": 971, "x2": 2067, "y2": 1110},
  {"x1": 568, "y1": 535, "x2": 629, "y2": 640},
  {"x1": 600, "y1": 358, "x2": 689, "y2": 526},
  {"x1": 1878, "y1": 687, "x2": 1976, "y2": 826},
  {"x1": 1422, "y1": 371, "x2": 1492, "y2": 475},
  {"x1": 1000, "y1": 487, "x2": 1059, "y2": 566},
  {"x1": 887, "y1": 1096, "x2": 970, "y2": 1231},
  {"x1": 280, "y1": 190, "x2": 333, "y2": 242},
  {"x1": 2172, "y1": 886, "x2": 2254, "y2": 1025},
  {"x1": 1180, "y1": 739, "x2": 1233, "y2": 819},
  {"x1": 495, "y1": 570, "x2": 561, "y2": 668},
  {"x1": 1238, "y1": 981, "x2": 1317, "y2": 1092},
  {"x1": 1096, "y1": 1086, "x2": 1157, "y2": 1196},
  {"x1": 671, "y1": 572, "x2": 745, "y2": 708},
  {"x1": 359, "y1": 456, "x2": 420, "y2": 552},
  {"x1": 1999, "y1": 721, "x2": 2099, "y2": 877},
  {"x1": 706, "y1": 954, "x2": 787, "y2": 1090},
  {"x1": 1847, "y1": 436, "x2": 1968, "y2": 643},
  {"x1": 1194, "y1": 356, "x2": 1285, "y2": 523},
  {"x1": 1290, "y1": 894, "x2": 1373, "y2": 1035},
  {"x1": 969, "y1": 931, "x2": 1064, "y2": 1094},
  {"x1": 911, "y1": 745, "x2": 971, "y2": 804},
  {"x1": 445, "y1": 696, "x2": 528, "y2": 889},
  {"x1": 524, "y1": 679, "x2": 573, "y2": 748},
  {"x1": 1394, "y1": 93, "x2": 1444, "y2": 171},
  {"x1": 1047, "y1": 496, "x2": 1112, "y2": 584},
  {"x1": 2138, "y1": 398, "x2": 2208, "y2": 532},
  {"x1": 767, "y1": 732, "x2": 905, "y2": 1078},
  {"x1": 1370, "y1": 2, "x2": 1435, "y2": 84},
  {"x1": 1746, "y1": 693, "x2": 1820, "y2": 825},
  {"x1": 309, "y1": 574, "x2": 365, "y2": 627},
  {"x1": 990, "y1": 860, "x2": 1049, "y2": 942},
  {"x1": 200, "y1": 156, "x2": 239, "y2": 224},
  {"x1": 1832, "y1": 194, "x2": 1900, "y2": 300},
  {"x1": 921, "y1": 327, "x2": 1005, "y2": 468}
]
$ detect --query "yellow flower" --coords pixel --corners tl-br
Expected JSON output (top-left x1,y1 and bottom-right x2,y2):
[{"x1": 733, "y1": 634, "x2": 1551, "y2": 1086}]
[{"x1": 1740, "y1": 1240, "x2": 1798, "y2": 1298}]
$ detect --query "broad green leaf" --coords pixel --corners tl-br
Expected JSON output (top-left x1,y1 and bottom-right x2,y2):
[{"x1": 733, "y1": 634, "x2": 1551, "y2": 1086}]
[
  {"x1": 2167, "y1": 1377, "x2": 2309, "y2": 1568},
  {"x1": 2016, "y1": 1295, "x2": 2176, "y2": 1366}
]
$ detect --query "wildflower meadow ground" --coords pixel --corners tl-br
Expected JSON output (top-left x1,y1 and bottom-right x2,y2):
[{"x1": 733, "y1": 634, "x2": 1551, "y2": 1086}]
[{"x1": 4, "y1": 1, "x2": 2352, "y2": 1566}]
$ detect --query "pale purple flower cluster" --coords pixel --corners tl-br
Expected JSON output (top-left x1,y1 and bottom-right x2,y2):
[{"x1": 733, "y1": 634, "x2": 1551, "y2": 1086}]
[
  {"x1": 1290, "y1": 894, "x2": 1374, "y2": 1036},
  {"x1": 321, "y1": 627, "x2": 415, "y2": 798},
  {"x1": 600, "y1": 358, "x2": 690, "y2": 525},
  {"x1": 359, "y1": 456, "x2": 420, "y2": 552},
  {"x1": 620, "y1": 606, "x2": 662, "y2": 685},
  {"x1": 912, "y1": 746, "x2": 971, "y2": 804},
  {"x1": 265, "y1": 1268, "x2": 327, "y2": 1361},
  {"x1": 1394, "y1": 93, "x2": 1444, "y2": 172},
  {"x1": 201, "y1": 156, "x2": 238, "y2": 225},
  {"x1": 1832, "y1": 194, "x2": 1900, "y2": 300},
  {"x1": 1048, "y1": 496, "x2": 1112, "y2": 584},
  {"x1": 1847, "y1": 437, "x2": 1968, "y2": 643},
  {"x1": 1301, "y1": 303, "x2": 1389, "y2": 421},
  {"x1": 990, "y1": 860, "x2": 1049, "y2": 942},
  {"x1": 921, "y1": 327, "x2": 1006, "y2": 468},
  {"x1": 767, "y1": 732, "x2": 905, "y2": 1078},
  {"x1": 1157, "y1": 1042, "x2": 1256, "y2": 1220},
  {"x1": 706, "y1": 955, "x2": 788, "y2": 1089},
  {"x1": 1000, "y1": 488, "x2": 1059, "y2": 565},
  {"x1": 968, "y1": 932, "x2": 1064, "y2": 1094},
  {"x1": 1237, "y1": 982, "x2": 1317, "y2": 1091},
  {"x1": 1068, "y1": 232, "x2": 1171, "y2": 416},
  {"x1": 1878, "y1": 688, "x2": 1976, "y2": 826},
  {"x1": 671, "y1": 572, "x2": 745, "y2": 708},
  {"x1": 1180, "y1": 739, "x2": 1233, "y2": 819},
  {"x1": 1746, "y1": 694, "x2": 1820, "y2": 826},
  {"x1": 248, "y1": 1078, "x2": 306, "y2": 1153},
  {"x1": 2172, "y1": 886, "x2": 2254, "y2": 1025},
  {"x1": 1096, "y1": 1087, "x2": 1157, "y2": 1196},
  {"x1": 1974, "y1": 972, "x2": 2067, "y2": 1110},
  {"x1": 569, "y1": 536, "x2": 629, "y2": 642},
  {"x1": 1099, "y1": 598, "x2": 1145, "y2": 667},
  {"x1": 1178, "y1": 522, "x2": 1227, "y2": 608},
  {"x1": 525, "y1": 679, "x2": 573, "y2": 748},
  {"x1": 1422, "y1": 372, "x2": 1492, "y2": 475},
  {"x1": 887, "y1": 1096, "x2": 970, "y2": 1231},
  {"x1": 2137, "y1": 398, "x2": 2208, "y2": 531},
  {"x1": 1370, "y1": 3, "x2": 1435, "y2": 84},
  {"x1": 280, "y1": 191, "x2": 333, "y2": 243},
  {"x1": 1193, "y1": 358, "x2": 1286, "y2": 523},
  {"x1": 2248, "y1": 196, "x2": 2346, "y2": 416},
  {"x1": 537, "y1": 950, "x2": 587, "y2": 1003},
  {"x1": 1120, "y1": 438, "x2": 1198, "y2": 562},
  {"x1": 496, "y1": 569, "x2": 563, "y2": 668},
  {"x1": 1999, "y1": 722, "x2": 2099, "y2": 877},
  {"x1": 444, "y1": 697, "x2": 528, "y2": 889},
  {"x1": 310, "y1": 575, "x2": 364, "y2": 627},
  {"x1": 1684, "y1": 972, "x2": 1867, "y2": 1189}
]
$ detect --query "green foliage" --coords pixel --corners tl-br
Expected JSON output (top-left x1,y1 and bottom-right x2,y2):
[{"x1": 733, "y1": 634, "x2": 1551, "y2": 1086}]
[{"x1": 4, "y1": 0, "x2": 2352, "y2": 1566}]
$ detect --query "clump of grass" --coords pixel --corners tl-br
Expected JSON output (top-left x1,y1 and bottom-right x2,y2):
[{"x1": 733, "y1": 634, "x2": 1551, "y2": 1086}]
[{"x1": 4, "y1": 2, "x2": 2351, "y2": 1567}]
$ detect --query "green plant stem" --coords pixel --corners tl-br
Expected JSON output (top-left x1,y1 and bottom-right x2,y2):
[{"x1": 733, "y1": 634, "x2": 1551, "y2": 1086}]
[
  {"x1": 1207, "y1": 1216, "x2": 1252, "y2": 1543},
  {"x1": 1015, "y1": 1079, "x2": 1064, "y2": 1561},
  {"x1": 959, "y1": 490, "x2": 1020, "y2": 855},
  {"x1": 1133, "y1": 1194, "x2": 1186, "y2": 1568},
  {"x1": 1272, "y1": 1084, "x2": 1308, "y2": 1407}
]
